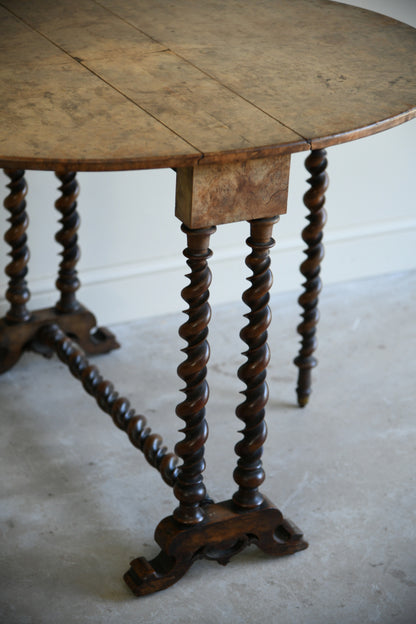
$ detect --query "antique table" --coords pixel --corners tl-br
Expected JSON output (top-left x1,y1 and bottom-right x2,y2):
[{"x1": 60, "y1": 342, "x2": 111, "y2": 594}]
[{"x1": 1, "y1": 0, "x2": 415, "y2": 597}]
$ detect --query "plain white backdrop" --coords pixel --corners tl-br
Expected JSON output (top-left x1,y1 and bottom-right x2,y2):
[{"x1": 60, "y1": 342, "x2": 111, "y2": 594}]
[{"x1": 1, "y1": 0, "x2": 415, "y2": 325}]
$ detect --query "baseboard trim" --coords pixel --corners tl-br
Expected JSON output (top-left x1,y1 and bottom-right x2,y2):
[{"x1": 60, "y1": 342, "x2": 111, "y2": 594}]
[{"x1": 1, "y1": 219, "x2": 415, "y2": 325}]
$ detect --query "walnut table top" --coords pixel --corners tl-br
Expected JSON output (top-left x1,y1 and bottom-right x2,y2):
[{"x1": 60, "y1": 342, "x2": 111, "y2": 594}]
[{"x1": 0, "y1": 0, "x2": 415, "y2": 172}]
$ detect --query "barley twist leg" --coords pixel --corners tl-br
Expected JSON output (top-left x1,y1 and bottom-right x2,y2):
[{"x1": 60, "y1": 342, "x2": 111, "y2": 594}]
[
  {"x1": 233, "y1": 216, "x2": 278, "y2": 509},
  {"x1": 54, "y1": 171, "x2": 81, "y2": 313},
  {"x1": 3, "y1": 169, "x2": 30, "y2": 323},
  {"x1": 294, "y1": 149, "x2": 328, "y2": 407},
  {"x1": 173, "y1": 225, "x2": 216, "y2": 525}
]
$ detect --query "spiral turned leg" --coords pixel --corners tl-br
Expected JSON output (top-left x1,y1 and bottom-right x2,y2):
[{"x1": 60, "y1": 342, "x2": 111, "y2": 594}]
[
  {"x1": 3, "y1": 169, "x2": 31, "y2": 323},
  {"x1": 47, "y1": 170, "x2": 119, "y2": 356},
  {"x1": 232, "y1": 216, "x2": 277, "y2": 509},
  {"x1": 54, "y1": 171, "x2": 81, "y2": 313},
  {"x1": 294, "y1": 149, "x2": 328, "y2": 407},
  {"x1": 0, "y1": 170, "x2": 33, "y2": 371},
  {"x1": 173, "y1": 224, "x2": 216, "y2": 525}
]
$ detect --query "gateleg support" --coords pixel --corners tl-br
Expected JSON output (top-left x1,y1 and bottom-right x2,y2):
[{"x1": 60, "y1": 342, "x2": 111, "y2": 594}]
[{"x1": 294, "y1": 149, "x2": 328, "y2": 407}]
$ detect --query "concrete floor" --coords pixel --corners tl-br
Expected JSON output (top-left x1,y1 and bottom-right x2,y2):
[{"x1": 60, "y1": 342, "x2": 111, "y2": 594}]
[{"x1": 1, "y1": 271, "x2": 415, "y2": 624}]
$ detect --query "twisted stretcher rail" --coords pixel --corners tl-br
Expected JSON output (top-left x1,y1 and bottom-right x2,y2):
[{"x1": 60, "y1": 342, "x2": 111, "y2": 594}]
[{"x1": 36, "y1": 323, "x2": 180, "y2": 487}]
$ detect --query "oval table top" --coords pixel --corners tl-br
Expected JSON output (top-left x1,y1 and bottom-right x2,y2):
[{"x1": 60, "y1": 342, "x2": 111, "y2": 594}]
[{"x1": 0, "y1": 0, "x2": 415, "y2": 171}]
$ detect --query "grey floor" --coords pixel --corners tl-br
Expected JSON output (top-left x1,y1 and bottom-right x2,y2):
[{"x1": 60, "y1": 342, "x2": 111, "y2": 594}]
[{"x1": 1, "y1": 271, "x2": 415, "y2": 624}]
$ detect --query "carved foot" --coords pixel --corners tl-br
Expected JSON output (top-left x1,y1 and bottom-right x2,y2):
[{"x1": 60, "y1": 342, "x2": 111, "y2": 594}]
[
  {"x1": 124, "y1": 497, "x2": 307, "y2": 596},
  {"x1": 0, "y1": 304, "x2": 119, "y2": 373},
  {"x1": 52, "y1": 306, "x2": 120, "y2": 356}
]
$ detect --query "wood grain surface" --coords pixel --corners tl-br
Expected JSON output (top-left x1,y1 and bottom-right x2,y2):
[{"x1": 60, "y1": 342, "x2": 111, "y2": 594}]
[
  {"x1": 176, "y1": 156, "x2": 290, "y2": 227},
  {"x1": 0, "y1": 0, "x2": 415, "y2": 171}
]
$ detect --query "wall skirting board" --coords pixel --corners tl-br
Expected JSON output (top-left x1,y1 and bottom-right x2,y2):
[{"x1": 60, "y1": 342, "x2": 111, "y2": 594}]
[
  {"x1": 1, "y1": 59, "x2": 415, "y2": 327},
  {"x1": 1, "y1": 218, "x2": 415, "y2": 326}
]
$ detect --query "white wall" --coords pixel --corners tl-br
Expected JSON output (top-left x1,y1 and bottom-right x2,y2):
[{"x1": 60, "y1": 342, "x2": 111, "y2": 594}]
[{"x1": 1, "y1": 0, "x2": 415, "y2": 326}]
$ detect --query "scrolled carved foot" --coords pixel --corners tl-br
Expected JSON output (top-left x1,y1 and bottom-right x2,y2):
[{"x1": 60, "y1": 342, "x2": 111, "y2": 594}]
[
  {"x1": 57, "y1": 307, "x2": 120, "y2": 355},
  {"x1": 124, "y1": 498, "x2": 307, "y2": 597},
  {"x1": 124, "y1": 552, "x2": 190, "y2": 597},
  {"x1": 257, "y1": 515, "x2": 307, "y2": 556},
  {"x1": 27, "y1": 307, "x2": 119, "y2": 358},
  {"x1": 0, "y1": 304, "x2": 119, "y2": 374}
]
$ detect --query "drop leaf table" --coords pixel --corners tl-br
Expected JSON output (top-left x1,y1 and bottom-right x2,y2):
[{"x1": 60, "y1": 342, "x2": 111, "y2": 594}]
[{"x1": 0, "y1": 0, "x2": 415, "y2": 596}]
